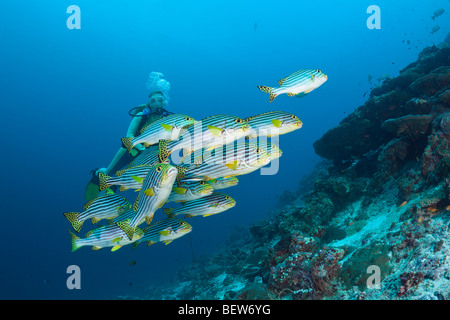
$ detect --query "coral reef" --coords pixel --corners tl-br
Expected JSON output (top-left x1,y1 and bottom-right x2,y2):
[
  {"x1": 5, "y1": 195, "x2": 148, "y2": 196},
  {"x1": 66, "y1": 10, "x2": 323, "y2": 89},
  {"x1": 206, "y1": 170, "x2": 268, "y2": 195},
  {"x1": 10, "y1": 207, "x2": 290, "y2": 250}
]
[{"x1": 118, "y1": 45, "x2": 450, "y2": 300}]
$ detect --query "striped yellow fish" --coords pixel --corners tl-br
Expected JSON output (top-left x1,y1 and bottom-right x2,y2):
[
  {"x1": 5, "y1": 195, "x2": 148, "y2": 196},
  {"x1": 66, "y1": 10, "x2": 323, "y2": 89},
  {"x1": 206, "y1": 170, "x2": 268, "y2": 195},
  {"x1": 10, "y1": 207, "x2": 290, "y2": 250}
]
[
  {"x1": 134, "y1": 218, "x2": 192, "y2": 247},
  {"x1": 64, "y1": 192, "x2": 130, "y2": 233},
  {"x1": 257, "y1": 69, "x2": 327, "y2": 102},
  {"x1": 68, "y1": 225, "x2": 144, "y2": 252},
  {"x1": 163, "y1": 192, "x2": 236, "y2": 218},
  {"x1": 122, "y1": 145, "x2": 170, "y2": 171},
  {"x1": 157, "y1": 114, "x2": 250, "y2": 163},
  {"x1": 99, "y1": 165, "x2": 152, "y2": 192},
  {"x1": 245, "y1": 111, "x2": 303, "y2": 139},
  {"x1": 206, "y1": 177, "x2": 239, "y2": 190},
  {"x1": 116, "y1": 163, "x2": 178, "y2": 240},
  {"x1": 176, "y1": 141, "x2": 279, "y2": 182},
  {"x1": 166, "y1": 180, "x2": 214, "y2": 203},
  {"x1": 121, "y1": 114, "x2": 196, "y2": 153}
]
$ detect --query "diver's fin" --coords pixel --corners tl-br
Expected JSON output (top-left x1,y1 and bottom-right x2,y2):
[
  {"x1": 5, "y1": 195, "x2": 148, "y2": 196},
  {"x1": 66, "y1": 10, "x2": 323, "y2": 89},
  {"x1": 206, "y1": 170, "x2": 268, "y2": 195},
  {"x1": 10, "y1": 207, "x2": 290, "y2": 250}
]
[
  {"x1": 84, "y1": 179, "x2": 100, "y2": 202},
  {"x1": 121, "y1": 137, "x2": 134, "y2": 153},
  {"x1": 64, "y1": 212, "x2": 84, "y2": 233}
]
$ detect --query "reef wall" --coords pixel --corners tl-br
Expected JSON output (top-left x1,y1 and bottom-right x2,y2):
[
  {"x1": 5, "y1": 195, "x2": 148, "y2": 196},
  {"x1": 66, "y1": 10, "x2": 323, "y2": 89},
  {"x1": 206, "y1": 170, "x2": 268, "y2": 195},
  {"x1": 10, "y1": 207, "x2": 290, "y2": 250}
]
[{"x1": 120, "y1": 45, "x2": 450, "y2": 300}]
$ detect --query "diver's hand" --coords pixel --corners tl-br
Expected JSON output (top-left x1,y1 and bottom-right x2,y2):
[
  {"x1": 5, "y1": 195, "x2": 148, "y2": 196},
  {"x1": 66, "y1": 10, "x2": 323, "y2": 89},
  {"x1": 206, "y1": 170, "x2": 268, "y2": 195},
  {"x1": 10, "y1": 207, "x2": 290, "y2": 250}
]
[
  {"x1": 95, "y1": 168, "x2": 107, "y2": 176},
  {"x1": 135, "y1": 144, "x2": 145, "y2": 152}
]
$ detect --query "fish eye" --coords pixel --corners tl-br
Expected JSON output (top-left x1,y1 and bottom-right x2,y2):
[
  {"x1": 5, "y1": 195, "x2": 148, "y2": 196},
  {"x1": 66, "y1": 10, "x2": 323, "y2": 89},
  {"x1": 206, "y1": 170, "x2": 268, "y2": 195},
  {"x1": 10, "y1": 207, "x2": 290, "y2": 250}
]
[
  {"x1": 156, "y1": 166, "x2": 162, "y2": 172},
  {"x1": 317, "y1": 69, "x2": 321, "y2": 73},
  {"x1": 185, "y1": 117, "x2": 191, "y2": 121},
  {"x1": 291, "y1": 115, "x2": 297, "y2": 119},
  {"x1": 225, "y1": 196, "x2": 230, "y2": 200},
  {"x1": 255, "y1": 148, "x2": 261, "y2": 153},
  {"x1": 235, "y1": 118, "x2": 243, "y2": 124}
]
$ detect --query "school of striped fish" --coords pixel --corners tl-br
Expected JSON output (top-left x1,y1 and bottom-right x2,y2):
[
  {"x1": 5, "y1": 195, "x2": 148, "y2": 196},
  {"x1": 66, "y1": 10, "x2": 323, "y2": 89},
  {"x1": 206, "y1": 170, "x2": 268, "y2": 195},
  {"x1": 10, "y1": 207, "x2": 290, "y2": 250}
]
[{"x1": 64, "y1": 68, "x2": 327, "y2": 252}]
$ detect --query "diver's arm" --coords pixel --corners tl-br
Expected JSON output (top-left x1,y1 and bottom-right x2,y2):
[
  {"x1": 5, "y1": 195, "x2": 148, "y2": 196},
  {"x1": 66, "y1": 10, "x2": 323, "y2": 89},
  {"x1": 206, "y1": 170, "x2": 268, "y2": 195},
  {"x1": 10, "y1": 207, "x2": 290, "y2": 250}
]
[
  {"x1": 99, "y1": 147, "x2": 128, "y2": 175},
  {"x1": 127, "y1": 112, "x2": 143, "y2": 137},
  {"x1": 127, "y1": 112, "x2": 145, "y2": 151},
  {"x1": 95, "y1": 112, "x2": 145, "y2": 176}
]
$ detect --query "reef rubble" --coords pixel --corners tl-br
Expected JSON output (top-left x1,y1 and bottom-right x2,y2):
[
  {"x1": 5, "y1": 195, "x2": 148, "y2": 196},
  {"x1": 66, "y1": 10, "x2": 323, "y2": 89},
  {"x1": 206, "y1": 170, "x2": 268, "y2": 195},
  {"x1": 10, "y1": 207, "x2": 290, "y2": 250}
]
[{"x1": 119, "y1": 44, "x2": 450, "y2": 300}]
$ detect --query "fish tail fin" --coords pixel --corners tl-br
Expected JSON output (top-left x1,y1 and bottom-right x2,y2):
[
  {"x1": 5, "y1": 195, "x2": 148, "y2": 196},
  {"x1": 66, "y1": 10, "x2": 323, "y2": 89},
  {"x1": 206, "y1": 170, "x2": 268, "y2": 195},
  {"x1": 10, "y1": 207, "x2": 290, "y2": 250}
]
[
  {"x1": 68, "y1": 229, "x2": 82, "y2": 252},
  {"x1": 257, "y1": 86, "x2": 278, "y2": 103},
  {"x1": 116, "y1": 219, "x2": 135, "y2": 241},
  {"x1": 257, "y1": 85, "x2": 272, "y2": 93},
  {"x1": 63, "y1": 212, "x2": 84, "y2": 233},
  {"x1": 98, "y1": 172, "x2": 111, "y2": 191},
  {"x1": 157, "y1": 140, "x2": 170, "y2": 163},
  {"x1": 121, "y1": 137, "x2": 134, "y2": 153},
  {"x1": 163, "y1": 208, "x2": 175, "y2": 218}
]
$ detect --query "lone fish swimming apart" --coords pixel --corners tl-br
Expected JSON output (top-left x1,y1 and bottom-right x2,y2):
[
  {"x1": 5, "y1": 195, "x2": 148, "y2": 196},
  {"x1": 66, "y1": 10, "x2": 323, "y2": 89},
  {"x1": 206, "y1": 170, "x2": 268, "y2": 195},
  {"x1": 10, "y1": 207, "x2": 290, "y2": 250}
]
[{"x1": 257, "y1": 69, "x2": 328, "y2": 102}]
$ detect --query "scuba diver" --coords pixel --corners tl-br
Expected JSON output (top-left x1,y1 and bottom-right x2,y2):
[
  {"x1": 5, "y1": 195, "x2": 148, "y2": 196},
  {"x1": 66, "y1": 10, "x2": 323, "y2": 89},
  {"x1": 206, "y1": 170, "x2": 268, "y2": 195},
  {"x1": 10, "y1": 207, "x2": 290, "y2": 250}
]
[{"x1": 84, "y1": 72, "x2": 173, "y2": 201}]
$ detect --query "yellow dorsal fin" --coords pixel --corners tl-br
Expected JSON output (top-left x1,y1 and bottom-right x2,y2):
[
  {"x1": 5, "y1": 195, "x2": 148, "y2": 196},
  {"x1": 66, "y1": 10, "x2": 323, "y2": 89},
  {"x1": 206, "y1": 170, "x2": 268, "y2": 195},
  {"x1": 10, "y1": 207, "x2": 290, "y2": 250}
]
[
  {"x1": 278, "y1": 77, "x2": 287, "y2": 86},
  {"x1": 83, "y1": 198, "x2": 97, "y2": 210},
  {"x1": 140, "y1": 123, "x2": 151, "y2": 135}
]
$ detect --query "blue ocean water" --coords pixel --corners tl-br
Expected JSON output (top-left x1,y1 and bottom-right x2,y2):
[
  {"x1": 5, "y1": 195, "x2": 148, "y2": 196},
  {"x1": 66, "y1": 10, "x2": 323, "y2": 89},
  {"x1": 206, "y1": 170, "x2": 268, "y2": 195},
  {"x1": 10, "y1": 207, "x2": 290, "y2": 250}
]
[{"x1": 0, "y1": 0, "x2": 448, "y2": 299}]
